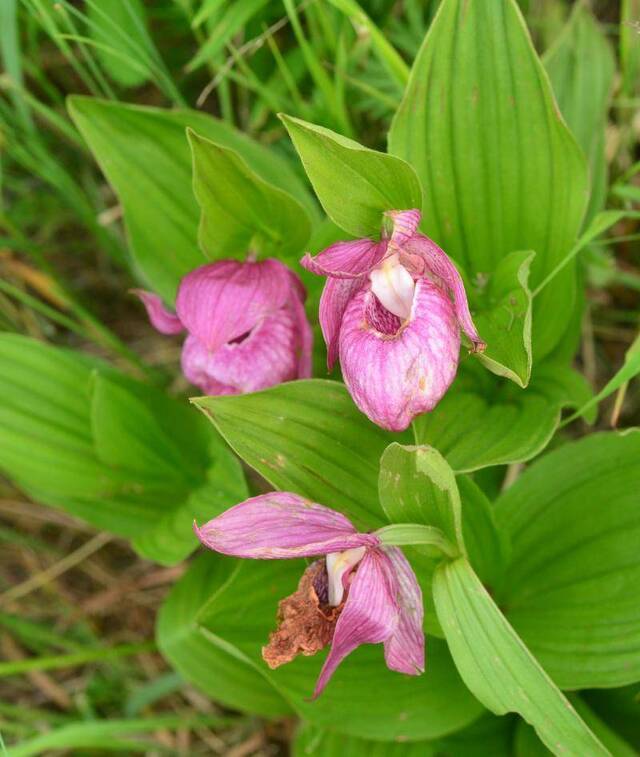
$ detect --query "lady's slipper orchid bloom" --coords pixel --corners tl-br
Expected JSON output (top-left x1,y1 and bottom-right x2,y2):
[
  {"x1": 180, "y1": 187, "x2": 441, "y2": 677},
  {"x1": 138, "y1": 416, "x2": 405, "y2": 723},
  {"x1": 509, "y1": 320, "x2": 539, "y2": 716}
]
[
  {"x1": 134, "y1": 259, "x2": 312, "y2": 395},
  {"x1": 195, "y1": 493, "x2": 424, "y2": 699},
  {"x1": 301, "y1": 209, "x2": 485, "y2": 431}
]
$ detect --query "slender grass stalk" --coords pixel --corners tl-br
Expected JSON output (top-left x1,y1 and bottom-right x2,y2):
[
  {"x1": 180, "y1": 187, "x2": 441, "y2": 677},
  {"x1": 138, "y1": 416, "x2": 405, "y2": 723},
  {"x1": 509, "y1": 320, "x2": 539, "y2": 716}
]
[{"x1": 0, "y1": 641, "x2": 156, "y2": 677}]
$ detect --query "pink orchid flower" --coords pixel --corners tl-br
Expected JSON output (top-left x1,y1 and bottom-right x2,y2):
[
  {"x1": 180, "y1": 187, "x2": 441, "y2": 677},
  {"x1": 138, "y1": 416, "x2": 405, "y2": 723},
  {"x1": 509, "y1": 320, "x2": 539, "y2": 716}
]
[
  {"x1": 195, "y1": 492, "x2": 424, "y2": 699},
  {"x1": 135, "y1": 259, "x2": 312, "y2": 396},
  {"x1": 301, "y1": 209, "x2": 485, "y2": 431}
]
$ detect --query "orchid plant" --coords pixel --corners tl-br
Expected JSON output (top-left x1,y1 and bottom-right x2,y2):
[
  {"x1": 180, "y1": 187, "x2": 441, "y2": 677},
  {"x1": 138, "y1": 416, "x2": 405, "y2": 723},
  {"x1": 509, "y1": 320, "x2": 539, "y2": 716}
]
[{"x1": 1, "y1": 1, "x2": 637, "y2": 755}]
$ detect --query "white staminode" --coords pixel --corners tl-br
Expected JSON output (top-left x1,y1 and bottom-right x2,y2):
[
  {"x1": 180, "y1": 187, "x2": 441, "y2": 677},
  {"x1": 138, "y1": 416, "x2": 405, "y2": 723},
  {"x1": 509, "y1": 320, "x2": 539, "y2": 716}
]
[
  {"x1": 369, "y1": 255, "x2": 415, "y2": 320},
  {"x1": 325, "y1": 546, "x2": 366, "y2": 606}
]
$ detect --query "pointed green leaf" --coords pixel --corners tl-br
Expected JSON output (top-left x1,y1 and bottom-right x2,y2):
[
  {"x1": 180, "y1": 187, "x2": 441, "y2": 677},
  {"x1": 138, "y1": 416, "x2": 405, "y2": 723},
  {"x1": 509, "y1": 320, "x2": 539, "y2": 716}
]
[
  {"x1": 281, "y1": 114, "x2": 422, "y2": 237},
  {"x1": 563, "y1": 330, "x2": 640, "y2": 424},
  {"x1": 434, "y1": 558, "x2": 608, "y2": 756},
  {"x1": 474, "y1": 250, "x2": 534, "y2": 387},
  {"x1": 379, "y1": 445, "x2": 506, "y2": 638},
  {"x1": 188, "y1": 128, "x2": 310, "y2": 260}
]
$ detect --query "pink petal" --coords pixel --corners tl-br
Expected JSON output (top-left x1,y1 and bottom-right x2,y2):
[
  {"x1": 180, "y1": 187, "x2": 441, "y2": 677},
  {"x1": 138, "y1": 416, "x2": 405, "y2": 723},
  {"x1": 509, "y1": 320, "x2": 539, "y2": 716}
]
[
  {"x1": 402, "y1": 235, "x2": 485, "y2": 352},
  {"x1": 180, "y1": 306, "x2": 300, "y2": 395},
  {"x1": 301, "y1": 239, "x2": 386, "y2": 279},
  {"x1": 286, "y1": 270, "x2": 313, "y2": 379},
  {"x1": 339, "y1": 280, "x2": 461, "y2": 431},
  {"x1": 195, "y1": 492, "x2": 379, "y2": 559},
  {"x1": 382, "y1": 546, "x2": 424, "y2": 675},
  {"x1": 132, "y1": 290, "x2": 184, "y2": 335},
  {"x1": 175, "y1": 259, "x2": 291, "y2": 351},
  {"x1": 312, "y1": 549, "x2": 399, "y2": 698},
  {"x1": 318, "y1": 277, "x2": 365, "y2": 370},
  {"x1": 385, "y1": 209, "x2": 422, "y2": 249}
]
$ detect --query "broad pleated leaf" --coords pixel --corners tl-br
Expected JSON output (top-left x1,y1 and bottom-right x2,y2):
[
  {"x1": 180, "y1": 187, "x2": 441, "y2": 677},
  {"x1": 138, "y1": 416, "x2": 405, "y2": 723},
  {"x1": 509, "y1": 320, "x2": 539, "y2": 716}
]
[
  {"x1": 413, "y1": 361, "x2": 592, "y2": 472},
  {"x1": 495, "y1": 431, "x2": 640, "y2": 689},
  {"x1": 0, "y1": 335, "x2": 244, "y2": 564},
  {"x1": 544, "y1": 3, "x2": 615, "y2": 222},
  {"x1": 192, "y1": 380, "x2": 409, "y2": 529},
  {"x1": 389, "y1": 0, "x2": 588, "y2": 359},
  {"x1": 293, "y1": 713, "x2": 515, "y2": 756}
]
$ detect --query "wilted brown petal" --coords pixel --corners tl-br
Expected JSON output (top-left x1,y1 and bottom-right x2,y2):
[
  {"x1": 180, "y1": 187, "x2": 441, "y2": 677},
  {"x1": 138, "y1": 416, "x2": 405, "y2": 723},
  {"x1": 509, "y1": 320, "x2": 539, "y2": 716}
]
[{"x1": 262, "y1": 560, "x2": 342, "y2": 669}]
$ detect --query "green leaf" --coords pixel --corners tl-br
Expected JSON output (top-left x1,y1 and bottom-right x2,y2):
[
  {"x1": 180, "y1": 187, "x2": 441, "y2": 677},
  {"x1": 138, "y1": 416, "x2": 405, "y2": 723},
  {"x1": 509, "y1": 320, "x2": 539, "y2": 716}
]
[
  {"x1": 156, "y1": 553, "x2": 293, "y2": 717},
  {"x1": 293, "y1": 713, "x2": 515, "y2": 756},
  {"x1": 378, "y1": 443, "x2": 465, "y2": 552},
  {"x1": 68, "y1": 97, "x2": 316, "y2": 302},
  {"x1": 0, "y1": 335, "x2": 244, "y2": 564},
  {"x1": 376, "y1": 524, "x2": 458, "y2": 557},
  {"x1": 159, "y1": 552, "x2": 483, "y2": 740},
  {"x1": 495, "y1": 431, "x2": 640, "y2": 689},
  {"x1": 543, "y1": 3, "x2": 615, "y2": 222},
  {"x1": 433, "y1": 558, "x2": 608, "y2": 756},
  {"x1": 281, "y1": 114, "x2": 422, "y2": 237},
  {"x1": 473, "y1": 250, "x2": 534, "y2": 387},
  {"x1": 192, "y1": 380, "x2": 407, "y2": 530},
  {"x1": 458, "y1": 476, "x2": 509, "y2": 591},
  {"x1": 379, "y1": 445, "x2": 507, "y2": 637},
  {"x1": 413, "y1": 361, "x2": 592, "y2": 472},
  {"x1": 388, "y1": 0, "x2": 588, "y2": 359},
  {"x1": 132, "y1": 433, "x2": 248, "y2": 565},
  {"x1": 188, "y1": 128, "x2": 310, "y2": 260},
  {"x1": 515, "y1": 695, "x2": 636, "y2": 757},
  {"x1": 584, "y1": 684, "x2": 640, "y2": 751},
  {"x1": 90, "y1": 371, "x2": 206, "y2": 487}
]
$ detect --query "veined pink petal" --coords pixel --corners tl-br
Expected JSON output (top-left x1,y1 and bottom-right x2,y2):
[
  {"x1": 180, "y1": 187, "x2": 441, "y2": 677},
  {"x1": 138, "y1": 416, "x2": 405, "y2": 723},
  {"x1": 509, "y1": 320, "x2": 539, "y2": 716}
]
[
  {"x1": 385, "y1": 209, "x2": 421, "y2": 249},
  {"x1": 402, "y1": 235, "x2": 485, "y2": 352},
  {"x1": 339, "y1": 280, "x2": 460, "y2": 431},
  {"x1": 382, "y1": 546, "x2": 424, "y2": 675},
  {"x1": 312, "y1": 549, "x2": 399, "y2": 698},
  {"x1": 181, "y1": 307, "x2": 300, "y2": 396},
  {"x1": 176, "y1": 259, "x2": 291, "y2": 351},
  {"x1": 195, "y1": 492, "x2": 379, "y2": 559},
  {"x1": 133, "y1": 290, "x2": 184, "y2": 335},
  {"x1": 301, "y1": 239, "x2": 386, "y2": 279},
  {"x1": 319, "y1": 277, "x2": 365, "y2": 370},
  {"x1": 286, "y1": 270, "x2": 313, "y2": 379}
]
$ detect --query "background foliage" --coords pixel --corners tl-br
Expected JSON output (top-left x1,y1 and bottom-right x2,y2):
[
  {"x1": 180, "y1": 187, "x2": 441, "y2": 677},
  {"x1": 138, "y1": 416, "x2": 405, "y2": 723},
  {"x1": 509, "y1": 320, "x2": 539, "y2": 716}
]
[{"x1": 0, "y1": 0, "x2": 639, "y2": 754}]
